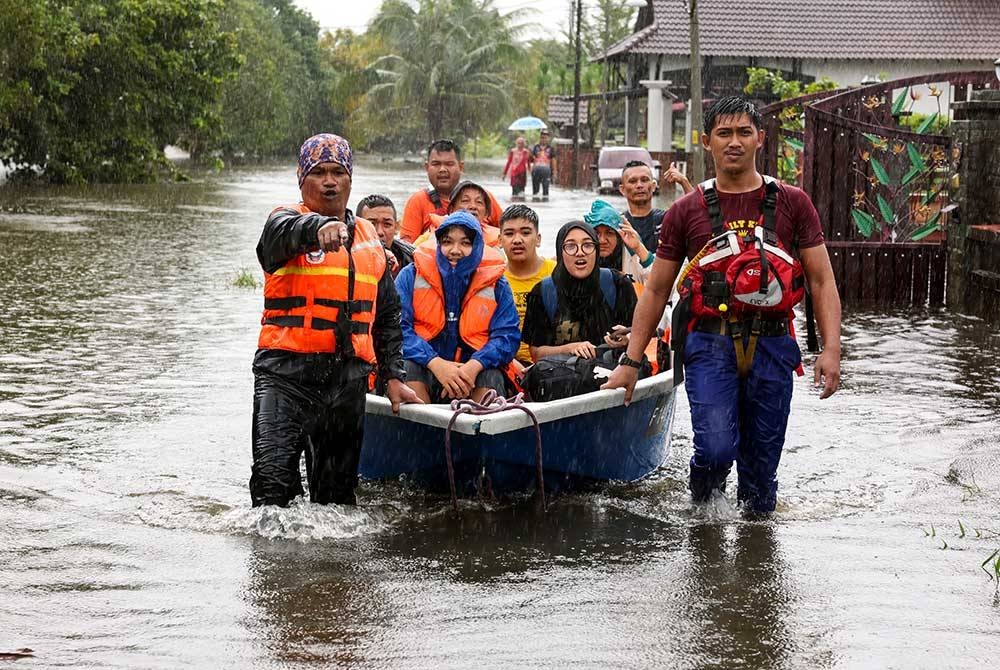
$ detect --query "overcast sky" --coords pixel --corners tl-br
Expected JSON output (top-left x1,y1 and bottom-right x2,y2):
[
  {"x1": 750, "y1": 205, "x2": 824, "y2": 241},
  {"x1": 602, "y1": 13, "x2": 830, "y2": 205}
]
[{"x1": 291, "y1": 1, "x2": 591, "y2": 38}]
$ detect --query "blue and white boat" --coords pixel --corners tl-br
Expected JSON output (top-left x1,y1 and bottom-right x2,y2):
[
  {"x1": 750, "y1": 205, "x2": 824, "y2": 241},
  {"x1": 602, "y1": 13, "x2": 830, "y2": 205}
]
[{"x1": 360, "y1": 371, "x2": 678, "y2": 495}]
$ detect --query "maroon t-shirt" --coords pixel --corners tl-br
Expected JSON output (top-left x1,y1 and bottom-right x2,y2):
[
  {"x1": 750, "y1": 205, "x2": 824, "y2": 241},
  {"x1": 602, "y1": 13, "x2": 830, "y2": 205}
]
[{"x1": 657, "y1": 181, "x2": 825, "y2": 263}]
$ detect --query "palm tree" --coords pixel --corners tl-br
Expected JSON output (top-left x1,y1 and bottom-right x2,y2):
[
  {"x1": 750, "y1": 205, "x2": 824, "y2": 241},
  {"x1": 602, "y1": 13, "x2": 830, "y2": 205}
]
[{"x1": 365, "y1": 0, "x2": 523, "y2": 144}]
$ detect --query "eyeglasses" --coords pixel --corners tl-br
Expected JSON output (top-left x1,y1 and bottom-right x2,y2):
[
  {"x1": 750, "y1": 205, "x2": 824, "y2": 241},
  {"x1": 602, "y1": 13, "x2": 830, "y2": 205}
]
[{"x1": 562, "y1": 241, "x2": 597, "y2": 255}]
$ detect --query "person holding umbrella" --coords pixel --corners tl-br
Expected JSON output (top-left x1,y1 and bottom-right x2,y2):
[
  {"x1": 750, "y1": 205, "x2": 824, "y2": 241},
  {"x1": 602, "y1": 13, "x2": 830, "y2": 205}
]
[{"x1": 531, "y1": 130, "x2": 557, "y2": 201}]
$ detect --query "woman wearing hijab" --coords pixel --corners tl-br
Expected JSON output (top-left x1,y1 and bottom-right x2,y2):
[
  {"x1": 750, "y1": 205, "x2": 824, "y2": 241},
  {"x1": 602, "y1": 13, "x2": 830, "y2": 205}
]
[
  {"x1": 521, "y1": 221, "x2": 638, "y2": 361},
  {"x1": 583, "y1": 199, "x2": 655, "y2": 285}
]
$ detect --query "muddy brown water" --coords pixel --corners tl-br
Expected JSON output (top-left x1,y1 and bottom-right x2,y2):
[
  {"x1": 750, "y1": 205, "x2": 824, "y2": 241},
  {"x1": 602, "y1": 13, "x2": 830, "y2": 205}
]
[{"x1": 1, "y1": 160, "x2": 998, "y2": 669}]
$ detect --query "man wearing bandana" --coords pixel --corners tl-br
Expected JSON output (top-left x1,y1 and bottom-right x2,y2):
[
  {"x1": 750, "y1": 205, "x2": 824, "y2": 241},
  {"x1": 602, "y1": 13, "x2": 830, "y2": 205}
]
[{"x1": 250, "y1": 133, "x2": 421, "y2": 508}]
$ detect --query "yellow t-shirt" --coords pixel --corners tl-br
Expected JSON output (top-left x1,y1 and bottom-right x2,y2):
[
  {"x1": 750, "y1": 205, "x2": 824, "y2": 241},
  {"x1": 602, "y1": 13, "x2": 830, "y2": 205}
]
[{"x1": 505, "y1": 257, "x2": 557, "y2": 364}]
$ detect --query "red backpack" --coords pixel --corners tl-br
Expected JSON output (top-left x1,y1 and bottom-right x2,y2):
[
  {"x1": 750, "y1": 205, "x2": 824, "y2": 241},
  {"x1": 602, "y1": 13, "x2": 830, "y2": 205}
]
[
  {"x1": 672, "y1": 177, "x2": 808, "y2": 381},
  {"x1": 680, "y1": 176, "x2": 804, "y2": 320}
]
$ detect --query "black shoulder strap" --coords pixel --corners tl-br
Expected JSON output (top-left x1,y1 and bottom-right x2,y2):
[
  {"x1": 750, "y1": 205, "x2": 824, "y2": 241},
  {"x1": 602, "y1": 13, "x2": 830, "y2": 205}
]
[
  {"x1": 426, "y1": 186, "x2": 442, "y2": 209},
  {"x1": 699, "y1": 179, "x2": 724, "y2": 236},
  {"x1": 762, "y1": 176, "x2": 779, "y2": 232}
]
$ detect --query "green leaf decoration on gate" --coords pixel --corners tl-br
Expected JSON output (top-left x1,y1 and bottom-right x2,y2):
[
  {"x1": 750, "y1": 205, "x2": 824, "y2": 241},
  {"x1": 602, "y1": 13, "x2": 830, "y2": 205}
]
[
  {"x1": 784, "y1": 137, "x2": 804, "y2": 152},
  {"x1": 909, "y1": 212, "x2": 942, "y2": 241},
  {"x1": 862, "y1": 132, "x2": 882, "y2": 144},
  {"x1": 906, "y1": 143, "x2": 926, "y2": 170},
  {"x1": 870, "y1": 157, "x2": 891, "y2": 185},
  {"x1": 916, "y1": 112, "x2": 938, "y2": 134},
  {"x1": 851, "y1": 208, "x2": 877, "y2": 237},
  {"x1": 901, "y1": 166, "x2": 922, "y2": 186},
  {"x1": 876, "y1": 194, "x2": 895, "y2": 225},
  {"x1": 892, "y1": 88, "x2": 908, "y2": 116}
]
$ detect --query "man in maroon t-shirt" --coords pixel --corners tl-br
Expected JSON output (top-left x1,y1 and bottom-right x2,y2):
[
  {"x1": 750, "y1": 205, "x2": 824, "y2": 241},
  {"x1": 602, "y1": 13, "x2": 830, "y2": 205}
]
[{"x1": 603, "y1": 97, "x2": 841, "y2": 515}]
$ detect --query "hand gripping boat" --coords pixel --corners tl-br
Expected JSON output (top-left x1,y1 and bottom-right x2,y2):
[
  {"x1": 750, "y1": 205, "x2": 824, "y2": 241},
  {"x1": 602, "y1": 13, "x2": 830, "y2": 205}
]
[{"x1": 359, "y1": 370, "x2": 678, "y2": 496}]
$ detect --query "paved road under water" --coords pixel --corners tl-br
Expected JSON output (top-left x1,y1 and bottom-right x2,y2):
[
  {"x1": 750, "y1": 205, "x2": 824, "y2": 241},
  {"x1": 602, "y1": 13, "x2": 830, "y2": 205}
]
[{"x1": 1, "y1": 160, "x2": 998, "y2": 669}]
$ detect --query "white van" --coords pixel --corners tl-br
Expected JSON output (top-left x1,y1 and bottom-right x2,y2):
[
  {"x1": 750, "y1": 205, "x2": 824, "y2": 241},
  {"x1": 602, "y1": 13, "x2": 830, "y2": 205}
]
[{"x1": 593, "y1": 146, "x2": 661, "y2": 194}]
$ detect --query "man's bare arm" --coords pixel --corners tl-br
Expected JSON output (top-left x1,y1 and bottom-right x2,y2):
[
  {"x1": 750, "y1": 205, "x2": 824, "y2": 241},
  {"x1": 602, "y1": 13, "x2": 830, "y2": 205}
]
[{"x1": 800, "y1": 244, "x2": 842, "y2": 398}]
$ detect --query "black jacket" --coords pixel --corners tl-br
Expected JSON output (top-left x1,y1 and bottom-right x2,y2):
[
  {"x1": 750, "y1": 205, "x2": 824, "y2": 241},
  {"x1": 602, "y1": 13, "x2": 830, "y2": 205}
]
[{"x1": 254, "y1": 207, "x2": 406, "y2": 385}]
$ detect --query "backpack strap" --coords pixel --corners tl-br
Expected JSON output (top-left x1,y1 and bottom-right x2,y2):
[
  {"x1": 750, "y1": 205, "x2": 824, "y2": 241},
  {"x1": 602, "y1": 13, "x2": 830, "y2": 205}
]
[
  {"x1": 598, "y1": 268, "x2": 617, "y2": 312},
  {"x1": 761, "y1": 175, "x2": 779, "y2": 232},
  {"x1": 426, "y1": 186, "x2": 442, "y2": 210},
  {"x1": 541, "y1": 277, "x2": 558, "y2": 323},
  {"x1": 541, "y1": 271, "x2": 617, "y2": 324},
  {"x1": 699, "y1": 179, "x2": 724, "y2": 236}
]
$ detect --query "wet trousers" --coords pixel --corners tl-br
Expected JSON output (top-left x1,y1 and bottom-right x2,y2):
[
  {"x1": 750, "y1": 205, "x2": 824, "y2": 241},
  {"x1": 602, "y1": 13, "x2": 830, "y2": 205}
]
[
  {"x1": 250, "y1": 370, "x2": 367, "y2": 507},
  {"x1": 531, "y1": 165, "x2": 551, "y2": 196},
  {"x1": 683, "y1": 331, "x2": 800, "y2": 513}
]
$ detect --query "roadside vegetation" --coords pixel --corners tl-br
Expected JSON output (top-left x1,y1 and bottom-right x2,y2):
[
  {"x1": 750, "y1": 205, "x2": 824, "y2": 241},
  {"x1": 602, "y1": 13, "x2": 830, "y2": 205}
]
[{"x1": 0, "y1": 0, "x2": 635, "y2": 183}]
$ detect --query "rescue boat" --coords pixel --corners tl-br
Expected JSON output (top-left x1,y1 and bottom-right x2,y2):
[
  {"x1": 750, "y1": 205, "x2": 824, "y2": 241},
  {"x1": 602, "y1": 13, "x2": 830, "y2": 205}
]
[{"x1": 359, "y1": 370, "x2": 677, "y2": 496}]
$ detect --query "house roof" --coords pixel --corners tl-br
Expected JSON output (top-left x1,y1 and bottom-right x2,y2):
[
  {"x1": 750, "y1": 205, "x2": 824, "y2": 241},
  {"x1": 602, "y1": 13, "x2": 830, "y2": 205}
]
[
  {"x1": 547, "y1": 96, "x2": 590, "y2": 126},
  {"x1": 602, "y1": 0, "x2": 1000, "y2": 61}
]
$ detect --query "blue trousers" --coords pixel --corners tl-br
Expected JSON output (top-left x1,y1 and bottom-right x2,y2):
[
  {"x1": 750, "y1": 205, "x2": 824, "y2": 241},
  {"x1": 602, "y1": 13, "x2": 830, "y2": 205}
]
[{"x1": 683, "y1": 331, "x2": 801, "y2": 513}]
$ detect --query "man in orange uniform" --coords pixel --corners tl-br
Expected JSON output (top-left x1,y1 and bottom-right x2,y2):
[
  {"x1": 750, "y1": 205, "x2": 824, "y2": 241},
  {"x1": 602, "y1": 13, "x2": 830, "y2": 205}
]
[
  {"x1": 399, "y1": 139, "x2": 504, "y2": 243},
  {"x1": 251, "y1": 133, "x2": 420, "y2": 508}
]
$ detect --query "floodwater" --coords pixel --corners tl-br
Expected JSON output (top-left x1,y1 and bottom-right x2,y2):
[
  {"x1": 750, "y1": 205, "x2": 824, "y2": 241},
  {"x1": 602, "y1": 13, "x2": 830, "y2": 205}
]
[{"x1": 1, "y1": 159, "x2": 998, "y2": 669}]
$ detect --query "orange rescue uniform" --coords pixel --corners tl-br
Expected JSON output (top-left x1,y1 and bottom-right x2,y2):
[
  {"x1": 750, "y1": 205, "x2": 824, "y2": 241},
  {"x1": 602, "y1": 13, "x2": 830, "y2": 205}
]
[{"x1": 258, "y1": 204, "x2": 387, "y2": 363}]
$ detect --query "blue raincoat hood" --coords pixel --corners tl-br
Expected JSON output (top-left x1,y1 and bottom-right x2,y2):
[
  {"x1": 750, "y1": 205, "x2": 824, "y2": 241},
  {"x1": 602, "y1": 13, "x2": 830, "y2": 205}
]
[{"x1": 434, "y1": 210, "x2": 484, "y2": 292}]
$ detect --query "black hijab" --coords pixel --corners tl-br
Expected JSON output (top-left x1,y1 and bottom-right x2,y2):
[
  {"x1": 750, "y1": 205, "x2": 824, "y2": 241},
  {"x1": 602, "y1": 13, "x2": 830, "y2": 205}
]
[
  {"x1": 552, "y1": 221, "x2": 613, "y2": 339},
  {"x1": 597, "y1": 226, "x2": 624, "y2": 271}
]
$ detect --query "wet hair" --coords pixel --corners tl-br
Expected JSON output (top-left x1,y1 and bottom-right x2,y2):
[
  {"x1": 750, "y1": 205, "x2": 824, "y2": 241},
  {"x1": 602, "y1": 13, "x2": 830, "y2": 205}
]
[
  {"x1": 499, "y1": 204, "x2": 539, "y2": 230},
  {"x1": 427, "y1": 139, "x2": 462, "y2": 161},
  {"x1": 621, "y1": 159, "x2": 654, "y2": 180},
  {"x1": 704, "y1": 96, "x2": 763, "y2": 134},
  {"x1": 355, "y1": 194, "x2": 396, "y2": 218},
  {"x1": 448, "y1": 180, "x2": 492, "y2": 216}
]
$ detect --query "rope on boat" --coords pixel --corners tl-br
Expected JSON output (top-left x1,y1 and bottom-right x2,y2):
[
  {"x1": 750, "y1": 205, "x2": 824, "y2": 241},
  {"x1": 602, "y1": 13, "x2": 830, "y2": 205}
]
[{"x1": 444, "y1": 391, "x2": 545, "y2": 512}]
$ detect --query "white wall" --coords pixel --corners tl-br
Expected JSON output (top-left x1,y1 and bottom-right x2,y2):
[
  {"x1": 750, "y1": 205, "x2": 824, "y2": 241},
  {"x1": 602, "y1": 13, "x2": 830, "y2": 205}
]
[{"x1": 640, "y1": 55, "x2": 995, "y2": 118}]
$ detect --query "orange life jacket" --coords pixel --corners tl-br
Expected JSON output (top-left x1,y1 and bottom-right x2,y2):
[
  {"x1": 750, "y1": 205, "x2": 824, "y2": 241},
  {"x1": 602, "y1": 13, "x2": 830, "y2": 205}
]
[
  {"x1": 258, "y1": 205, "x2": 387, "y2": 362},
  {"x1": 425, "y1": 212, "x2": 502, "y2": 248},
  {"x1": 410, "y1": 240, "x2": 506, "y2": 357}
]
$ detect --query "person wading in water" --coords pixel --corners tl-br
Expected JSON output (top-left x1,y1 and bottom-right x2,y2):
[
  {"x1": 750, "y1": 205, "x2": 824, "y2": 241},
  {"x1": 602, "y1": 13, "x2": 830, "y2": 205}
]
[{"x1": 603, "y1": 97, "x2": 841, "y2": 516}]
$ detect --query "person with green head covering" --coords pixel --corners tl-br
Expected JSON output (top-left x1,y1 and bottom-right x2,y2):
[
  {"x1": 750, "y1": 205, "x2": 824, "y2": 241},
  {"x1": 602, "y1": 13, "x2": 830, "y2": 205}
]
[{"x1": 583, "y1": 199, "x2": 655, "y2": 285}]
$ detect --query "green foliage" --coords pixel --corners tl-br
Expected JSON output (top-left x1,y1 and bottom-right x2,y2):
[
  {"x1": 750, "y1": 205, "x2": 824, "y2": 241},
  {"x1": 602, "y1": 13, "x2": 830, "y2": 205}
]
[
  {"x1": 362, "y1": 0, "x2": 524, "y2": 147},
  {"x1": 232, "y1": 267, "x2": 260, "y2": 289},
  {"x1": 851, "y1": 208, "x2": 877, "y2": 237},
  {"x1": 1, "y1": 0, "x2": 239, "y2": 183},
  {"x1": 899, "y1": 112, "x2": 949, "y2": 134},
  {"x1": 869, "y1": 157, "x2": 891, "y2": 186},
  {"x1": 463, "y1": 132, "x2": 508, "y2": 160},
  {"x1": 198, "y1": 0, "x2": 335, "y2": 161},
  {"x1": 745, "y1": 68, "x2": 838, "y2": 101}
]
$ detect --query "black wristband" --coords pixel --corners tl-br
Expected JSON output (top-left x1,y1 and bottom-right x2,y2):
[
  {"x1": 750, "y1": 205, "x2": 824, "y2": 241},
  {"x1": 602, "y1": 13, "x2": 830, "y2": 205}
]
[{"x1": 618, "y1": 353, "x2": 643, "y2": 369}]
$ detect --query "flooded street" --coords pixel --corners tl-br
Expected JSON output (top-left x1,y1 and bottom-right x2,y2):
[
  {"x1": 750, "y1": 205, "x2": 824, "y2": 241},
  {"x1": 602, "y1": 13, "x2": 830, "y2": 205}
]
[{"x1": 1, "y1": 159, "x2": 998, "y2": 669}]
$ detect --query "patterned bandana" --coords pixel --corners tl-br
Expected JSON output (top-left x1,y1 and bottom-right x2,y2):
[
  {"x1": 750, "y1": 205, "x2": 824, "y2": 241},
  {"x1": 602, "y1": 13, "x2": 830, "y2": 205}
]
[{"x1": 297, "y1": 133, "x2": 353, "y2": 186}]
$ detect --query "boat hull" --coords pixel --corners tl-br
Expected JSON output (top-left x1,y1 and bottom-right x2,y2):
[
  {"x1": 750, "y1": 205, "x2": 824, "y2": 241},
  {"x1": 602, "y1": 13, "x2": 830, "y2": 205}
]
[{"x1": 360, "y1": 372, "x2": 677, "y2": 494}]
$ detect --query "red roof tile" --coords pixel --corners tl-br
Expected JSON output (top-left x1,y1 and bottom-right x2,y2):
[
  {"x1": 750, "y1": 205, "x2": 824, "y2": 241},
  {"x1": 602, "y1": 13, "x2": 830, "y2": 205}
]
[{"x1": 604, "y1": 0, "x2": 1000, "y2": 60}]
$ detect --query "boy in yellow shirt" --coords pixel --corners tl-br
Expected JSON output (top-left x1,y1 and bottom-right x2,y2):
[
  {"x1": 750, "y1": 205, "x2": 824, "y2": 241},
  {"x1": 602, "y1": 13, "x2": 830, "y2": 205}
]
[{"x1": 498, "y1": 205, "x2": 556, "y2": 366}]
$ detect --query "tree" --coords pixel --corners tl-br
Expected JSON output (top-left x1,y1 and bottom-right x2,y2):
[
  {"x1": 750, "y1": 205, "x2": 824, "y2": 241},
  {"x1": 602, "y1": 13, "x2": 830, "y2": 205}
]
[
  {"x1": 1, "y1": 0, "x2": 239, "y2": 183},
  {"x1": 202, "y1": 0, "x2": 334, "y2": 161},
  {"x1": 364, "y1": 0, "x2": 523, "y2": 146}
]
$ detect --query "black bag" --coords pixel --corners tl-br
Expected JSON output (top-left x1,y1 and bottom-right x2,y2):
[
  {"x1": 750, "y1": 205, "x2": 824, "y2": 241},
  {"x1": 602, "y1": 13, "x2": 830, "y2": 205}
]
[
  {"x1": 521, "y1": 355, "x2": 603, "y2": 402},
  {"x1": 521, "y1": 346, "x2": 625, "y2": 402}
]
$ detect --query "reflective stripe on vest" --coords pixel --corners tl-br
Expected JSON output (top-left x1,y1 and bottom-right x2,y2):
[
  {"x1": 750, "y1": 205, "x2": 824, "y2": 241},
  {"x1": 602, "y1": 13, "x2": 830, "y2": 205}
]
[
  {"x1": 411, "y1": 240, "x2": 506, "y2": 358},
  {"x1": 258, "y1": 208, "x2": 387, "y2": 361}
]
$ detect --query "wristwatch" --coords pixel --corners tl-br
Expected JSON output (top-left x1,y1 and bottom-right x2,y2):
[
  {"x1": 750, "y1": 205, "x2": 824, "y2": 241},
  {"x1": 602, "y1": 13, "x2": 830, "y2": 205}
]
[{"x1": 618, "y1": 353, "x2": 643, "y2": 369}]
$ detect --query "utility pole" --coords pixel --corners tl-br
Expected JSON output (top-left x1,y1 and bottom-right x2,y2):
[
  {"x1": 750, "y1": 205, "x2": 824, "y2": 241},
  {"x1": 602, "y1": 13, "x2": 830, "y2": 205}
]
[
  {"x1": 601, "y1": 2, "x2": 610, "y2": 147},
  {"x1": 571, "y1": 0, "x2": 583, "y2": 189},
  {"x1": 689, "y1": 0, "x2": 704, "y2": 183}
]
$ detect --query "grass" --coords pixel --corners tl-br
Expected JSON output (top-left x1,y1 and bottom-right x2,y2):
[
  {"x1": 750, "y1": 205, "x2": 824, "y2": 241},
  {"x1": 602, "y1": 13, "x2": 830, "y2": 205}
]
[
  {"x1": 982, "y1": 549, "x2": 1000, "y2": 588},
  {"x1": 232, "y1": 267, "x2": 260, "y2": 290},
  {"x1": 922, "y1": 520, "x2": 1000, "y2": 588}
]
